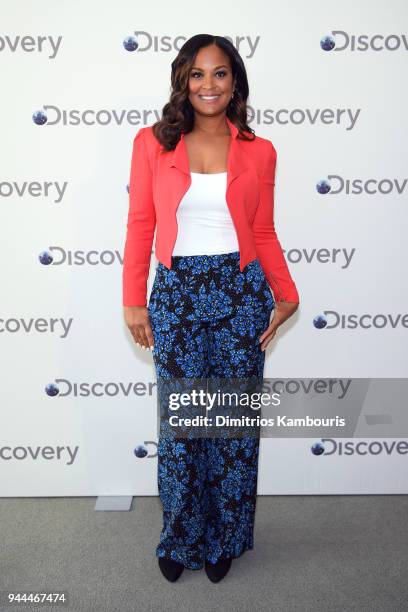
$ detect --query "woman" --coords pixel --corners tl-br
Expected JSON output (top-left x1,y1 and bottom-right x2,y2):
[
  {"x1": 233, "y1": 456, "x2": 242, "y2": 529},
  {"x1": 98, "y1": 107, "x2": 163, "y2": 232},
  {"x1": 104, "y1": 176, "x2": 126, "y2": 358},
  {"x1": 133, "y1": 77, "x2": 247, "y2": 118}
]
[{"x1": 122, "y1": 34, "x2": 299, "y2": 583}]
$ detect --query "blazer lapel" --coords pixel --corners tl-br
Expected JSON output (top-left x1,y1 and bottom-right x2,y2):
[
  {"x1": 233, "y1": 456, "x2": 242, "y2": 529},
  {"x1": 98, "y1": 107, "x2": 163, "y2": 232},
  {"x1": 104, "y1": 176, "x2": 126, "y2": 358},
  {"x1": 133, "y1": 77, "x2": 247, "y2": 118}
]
[{"x1": 167, "y1": 115, "x2": 251, "y2": 195}]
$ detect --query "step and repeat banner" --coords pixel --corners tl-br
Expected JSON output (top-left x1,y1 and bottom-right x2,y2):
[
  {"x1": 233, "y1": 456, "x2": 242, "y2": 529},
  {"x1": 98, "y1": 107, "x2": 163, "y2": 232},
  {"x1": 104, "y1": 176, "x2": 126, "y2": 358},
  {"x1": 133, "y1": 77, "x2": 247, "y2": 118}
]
[{"x1": 1, "y1": 1, "x2": 407, "y2": 495}]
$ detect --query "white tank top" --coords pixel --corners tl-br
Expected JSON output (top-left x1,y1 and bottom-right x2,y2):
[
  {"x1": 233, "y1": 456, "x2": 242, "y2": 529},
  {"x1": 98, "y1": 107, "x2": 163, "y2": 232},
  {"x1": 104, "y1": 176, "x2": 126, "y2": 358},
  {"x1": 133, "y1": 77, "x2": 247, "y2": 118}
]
[{"x1": 172, "y1": 171, "x2": 240, "y2": 255}]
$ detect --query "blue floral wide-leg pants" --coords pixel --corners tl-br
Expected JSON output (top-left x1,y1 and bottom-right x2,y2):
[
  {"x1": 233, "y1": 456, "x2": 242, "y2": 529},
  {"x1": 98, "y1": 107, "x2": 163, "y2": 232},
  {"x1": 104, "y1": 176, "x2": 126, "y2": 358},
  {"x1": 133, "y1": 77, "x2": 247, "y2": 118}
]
[{"x1": 147, "y1": 251, "x2": 275, "y2": 570}]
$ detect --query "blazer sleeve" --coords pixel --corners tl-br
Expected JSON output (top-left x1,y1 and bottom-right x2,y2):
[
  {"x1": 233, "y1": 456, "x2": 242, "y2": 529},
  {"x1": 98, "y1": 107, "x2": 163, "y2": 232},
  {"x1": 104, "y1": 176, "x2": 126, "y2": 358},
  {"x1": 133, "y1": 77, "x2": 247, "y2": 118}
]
[
  {"x1": 252, "y1": 140, "x2": 300, "y2": 304},
  {"x1": 122, "y1": 127, "x2": 156, "y2": 306}
]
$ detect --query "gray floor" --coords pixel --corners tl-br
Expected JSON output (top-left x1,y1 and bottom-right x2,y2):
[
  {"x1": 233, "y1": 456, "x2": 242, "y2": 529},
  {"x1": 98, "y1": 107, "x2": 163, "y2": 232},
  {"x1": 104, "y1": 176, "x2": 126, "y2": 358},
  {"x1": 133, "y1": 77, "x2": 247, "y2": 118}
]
[{"x1": 1, "y1": 495, "x2": 407, "y2": 612}]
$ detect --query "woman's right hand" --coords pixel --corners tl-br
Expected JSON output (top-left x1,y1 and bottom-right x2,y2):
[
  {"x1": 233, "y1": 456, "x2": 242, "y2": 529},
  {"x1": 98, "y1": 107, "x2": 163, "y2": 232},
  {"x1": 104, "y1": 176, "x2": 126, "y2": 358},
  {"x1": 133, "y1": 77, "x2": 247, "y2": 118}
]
[{"x1": 123, "y1": 306, "x2": 154, "y2": 351}]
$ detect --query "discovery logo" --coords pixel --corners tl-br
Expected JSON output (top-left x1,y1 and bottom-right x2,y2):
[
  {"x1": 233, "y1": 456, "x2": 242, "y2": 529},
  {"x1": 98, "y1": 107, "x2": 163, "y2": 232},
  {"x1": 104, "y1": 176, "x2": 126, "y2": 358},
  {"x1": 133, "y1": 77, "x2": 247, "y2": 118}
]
[
  {"x1": 312, "y1": 439, "x2": 408, "y2": 455},
  {"x1": 39, "y1": 247, "x2": 125, "y2": 266},
  {"x1": 316, "y1": 176, "x2": 408, "y2": 195},
  {"x1": 313, "y1": 312, "x2": 408, "y2": 330},
  {"x1": 1, "y1": 317, "x2": 72, "y2": 338},
  {"x1": 45, "y1": 379, "x2": 157, "y2": 397},
  {"x1": 284, "y1": 248, "x2": 355, "y2": 269},
  {"x1": 321, "y1": 31, "x2": 408, "y2": 52},
  {"x1": 0, "y1": 180, "x2": 68, "y2": 203},
  {"x1": 31, "y1": 106, "x2": 148, "y2": 126},
  {"x1": 0, "y1": 34, "x2": 62, "y2": 58},
  {"x1": 134, "y1": 442, "x2": 157, "y2": 459},
  {"x1": 122, "y1": 32, "x2": 260, "y2": 58},
  {"x1": 0, "y1": 445, "x2": 79, "y2": 464}
]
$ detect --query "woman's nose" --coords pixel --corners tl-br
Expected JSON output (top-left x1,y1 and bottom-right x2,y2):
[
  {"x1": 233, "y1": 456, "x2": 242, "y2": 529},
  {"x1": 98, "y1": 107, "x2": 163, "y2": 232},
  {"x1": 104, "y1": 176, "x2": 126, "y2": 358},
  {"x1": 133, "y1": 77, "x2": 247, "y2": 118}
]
[{"x1": 202, "y1": 76, "x2": 215, "y2": 88}]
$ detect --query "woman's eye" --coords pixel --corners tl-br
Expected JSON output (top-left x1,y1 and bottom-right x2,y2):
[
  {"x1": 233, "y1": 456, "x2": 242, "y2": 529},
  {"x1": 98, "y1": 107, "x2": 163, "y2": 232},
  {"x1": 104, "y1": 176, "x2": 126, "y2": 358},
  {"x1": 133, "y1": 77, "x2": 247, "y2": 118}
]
[{"x1": 190, "y1": 70, "x2": 228, "y2": 78}]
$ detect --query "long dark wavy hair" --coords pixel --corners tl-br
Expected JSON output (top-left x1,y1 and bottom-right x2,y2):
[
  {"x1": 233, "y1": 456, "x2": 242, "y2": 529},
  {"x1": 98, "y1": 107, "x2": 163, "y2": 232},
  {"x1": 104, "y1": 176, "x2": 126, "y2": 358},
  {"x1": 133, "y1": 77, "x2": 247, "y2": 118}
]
[{"x1": 152, "y1": 34, "x2": 255, "y2": 151}]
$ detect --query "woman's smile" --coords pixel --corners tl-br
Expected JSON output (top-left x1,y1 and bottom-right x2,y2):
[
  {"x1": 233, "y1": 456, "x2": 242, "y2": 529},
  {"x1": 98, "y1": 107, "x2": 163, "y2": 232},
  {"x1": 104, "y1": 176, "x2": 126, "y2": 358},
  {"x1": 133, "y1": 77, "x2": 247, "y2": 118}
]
[{"x1": 198, "y1": 93, "x2": 222, "y2": 105}]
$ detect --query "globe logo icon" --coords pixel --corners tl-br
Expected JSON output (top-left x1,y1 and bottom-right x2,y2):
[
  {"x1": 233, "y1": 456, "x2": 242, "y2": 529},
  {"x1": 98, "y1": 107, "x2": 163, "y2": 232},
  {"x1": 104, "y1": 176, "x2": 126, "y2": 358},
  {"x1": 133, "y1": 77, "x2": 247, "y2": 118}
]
[
  {"x1": 45, "y1": 383, "x2": 59, "y2": 397},
  {"x1": 313, "y1": 314, "x2": 327, "y2": 329},
  {"x1": 134, "y1": 444, "x2": 148, "y2": 458},
  {"x1": 311, "y1": 441, "x2": 325, "y2": 455},
  {"x1": 32, "y1": 110, "x2": 47, "y2": 125},
  {"x1": 123, "y1": 36, "x2": 138, "y2": 52},
  {"x1": 320, "y1": 35, "x2": 335, "y2": 51},
  {"x1": 316, "y1": 179, "x2": 331, "y2": 194},
  {"x1": 39, "y1": 250, "x2": 53, "y2": 265}
]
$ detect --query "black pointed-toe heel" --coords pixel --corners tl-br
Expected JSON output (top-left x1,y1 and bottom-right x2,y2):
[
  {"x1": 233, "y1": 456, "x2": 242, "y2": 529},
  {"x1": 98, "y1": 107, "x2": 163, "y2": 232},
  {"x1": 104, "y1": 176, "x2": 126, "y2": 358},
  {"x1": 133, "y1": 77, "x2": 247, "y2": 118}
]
[
  {"x1": 205, "y1": 557, "x2": 232, "y2": 583},
  {"x1": 158, "y1": 556, "x2": 185, "y2": 582}
]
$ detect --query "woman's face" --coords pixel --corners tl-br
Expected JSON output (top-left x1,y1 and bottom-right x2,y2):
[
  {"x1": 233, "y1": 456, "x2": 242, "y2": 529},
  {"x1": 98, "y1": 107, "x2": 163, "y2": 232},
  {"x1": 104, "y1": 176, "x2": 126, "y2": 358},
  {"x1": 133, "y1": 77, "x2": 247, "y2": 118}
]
[{"x1": 188, "y1": 44, "x2": 235, "y2": 117}]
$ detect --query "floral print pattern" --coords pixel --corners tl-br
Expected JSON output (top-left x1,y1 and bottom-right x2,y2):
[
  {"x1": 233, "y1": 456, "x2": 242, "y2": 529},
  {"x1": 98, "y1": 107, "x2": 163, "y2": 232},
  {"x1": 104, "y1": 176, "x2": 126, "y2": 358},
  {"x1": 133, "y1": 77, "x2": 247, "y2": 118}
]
[{"x1": 147, "y1": 251, "x2": 275, "y2": 569}]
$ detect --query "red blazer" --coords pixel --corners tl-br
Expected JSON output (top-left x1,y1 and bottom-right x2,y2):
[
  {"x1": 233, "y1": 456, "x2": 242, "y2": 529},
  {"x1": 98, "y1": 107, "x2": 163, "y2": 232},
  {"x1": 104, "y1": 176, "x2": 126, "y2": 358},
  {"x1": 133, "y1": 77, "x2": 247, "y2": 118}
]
[{"x1": 122, "y1": 115, "x2": 299, "y2": 306}]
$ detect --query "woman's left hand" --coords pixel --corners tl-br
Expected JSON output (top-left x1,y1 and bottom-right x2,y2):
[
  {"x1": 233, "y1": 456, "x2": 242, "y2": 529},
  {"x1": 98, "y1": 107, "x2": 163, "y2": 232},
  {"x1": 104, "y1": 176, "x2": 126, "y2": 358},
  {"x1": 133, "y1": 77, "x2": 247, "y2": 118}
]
[{"x1": 259, "y1": 301, "x2": 299, "y2": 351}]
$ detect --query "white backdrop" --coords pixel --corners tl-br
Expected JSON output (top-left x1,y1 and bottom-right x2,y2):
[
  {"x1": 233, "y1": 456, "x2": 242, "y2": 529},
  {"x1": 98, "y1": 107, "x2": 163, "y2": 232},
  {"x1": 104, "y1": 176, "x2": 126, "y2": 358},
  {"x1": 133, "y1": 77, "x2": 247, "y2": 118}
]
[{"x1": 1, "y1": 0, "x2": 407, "y2": 495}]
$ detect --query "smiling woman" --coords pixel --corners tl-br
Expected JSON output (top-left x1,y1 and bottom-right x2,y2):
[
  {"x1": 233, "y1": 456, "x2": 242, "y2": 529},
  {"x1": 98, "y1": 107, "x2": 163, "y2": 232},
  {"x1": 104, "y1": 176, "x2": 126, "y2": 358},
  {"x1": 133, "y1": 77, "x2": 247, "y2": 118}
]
[
  {"x1": 190, "y1": 64, "x2": 231, "y2": 107},
  {"x1": 122, "y1": 33, "x2": 300, "y2": 585}
]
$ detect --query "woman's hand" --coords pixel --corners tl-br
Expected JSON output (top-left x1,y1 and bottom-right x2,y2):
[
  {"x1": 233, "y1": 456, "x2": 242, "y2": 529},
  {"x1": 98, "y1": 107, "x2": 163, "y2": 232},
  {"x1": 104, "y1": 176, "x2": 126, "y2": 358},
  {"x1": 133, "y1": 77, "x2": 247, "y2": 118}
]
[
  {"x1": 123, "y1": 306, "x2": 154, "y2": 351},
  {"x1": 258, "y1": 301, "x2": 299, "y2": 351}
]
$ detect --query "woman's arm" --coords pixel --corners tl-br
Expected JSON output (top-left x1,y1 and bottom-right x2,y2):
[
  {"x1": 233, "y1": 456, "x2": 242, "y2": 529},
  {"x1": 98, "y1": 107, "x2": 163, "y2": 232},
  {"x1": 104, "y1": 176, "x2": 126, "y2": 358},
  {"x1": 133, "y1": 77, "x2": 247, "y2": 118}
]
[
  {"x1": 252, "y1": 140, "x2": 300, "y2": 305},
  {"x1": 122, "y1": 127, "x2": 156, "y2": 307}
]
